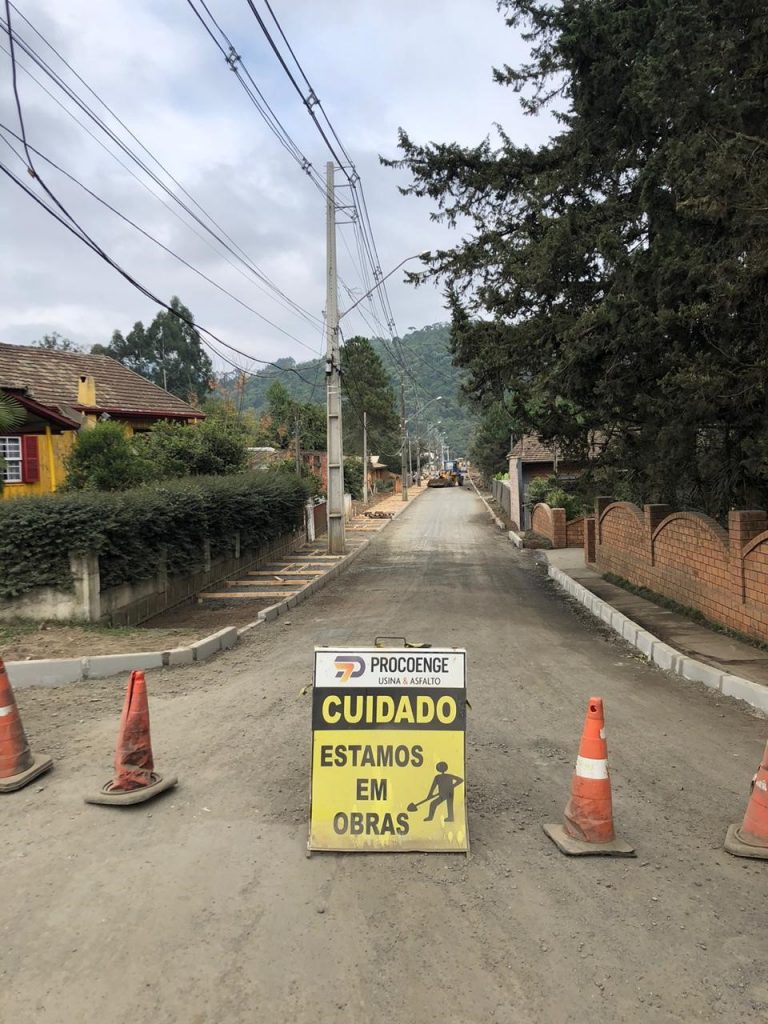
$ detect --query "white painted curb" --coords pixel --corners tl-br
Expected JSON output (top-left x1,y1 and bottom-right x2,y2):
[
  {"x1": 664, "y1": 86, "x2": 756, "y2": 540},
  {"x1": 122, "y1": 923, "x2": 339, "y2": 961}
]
[
  {"x1": 5, "y1": 492, "x2": 423, "y2": 691},
  {"x1": 5, "y1": 618, "x2": 244, "y2": 689},
  {"x1": 546, "y1": 564, "x2": 768, "y2": 717}
]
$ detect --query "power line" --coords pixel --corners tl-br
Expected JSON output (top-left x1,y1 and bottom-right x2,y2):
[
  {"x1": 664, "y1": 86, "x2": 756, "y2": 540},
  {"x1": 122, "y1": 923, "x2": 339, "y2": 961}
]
[
  {"x1": 0, "y1": 122, "x2": 323, "y2": 359},
  {"x1": 1, "y1": 8, "x2": 324, "y2": 331},
  {"x1": 0, "y1": 157, "x2": 317, "y2": 385}
]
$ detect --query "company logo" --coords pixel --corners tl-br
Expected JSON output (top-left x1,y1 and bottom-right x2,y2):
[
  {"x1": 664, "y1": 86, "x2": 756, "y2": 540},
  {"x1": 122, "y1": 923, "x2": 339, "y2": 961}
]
[{"x1": 334, "y1": 655, "x2": 366, "y2": 683}]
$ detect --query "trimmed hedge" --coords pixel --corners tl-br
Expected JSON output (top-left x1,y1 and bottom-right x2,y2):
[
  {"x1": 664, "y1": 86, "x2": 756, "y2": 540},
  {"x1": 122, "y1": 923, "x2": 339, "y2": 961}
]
[{"x1": 0, "y1": 473, "x2": 308, "y2": 599}]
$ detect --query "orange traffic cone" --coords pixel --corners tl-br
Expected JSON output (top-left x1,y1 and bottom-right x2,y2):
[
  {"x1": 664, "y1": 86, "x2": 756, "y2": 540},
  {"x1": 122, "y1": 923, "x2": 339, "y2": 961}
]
[
  {"x1": 0, "y1": 657, "x2": 52, "y2": 792},
  {"x1": 544, "y1": 697, "x2": 635, "y2": 856},
  {"x1": 84, "y1": 670, "x2": 177, "y2": 806},
  {"x1": 724, "y1": 738, "x2": 768, "y2": 860}
]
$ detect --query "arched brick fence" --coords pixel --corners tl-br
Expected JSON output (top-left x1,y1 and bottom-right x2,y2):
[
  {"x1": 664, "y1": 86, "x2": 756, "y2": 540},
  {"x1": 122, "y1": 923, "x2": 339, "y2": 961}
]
[{"x1": 589, "y1": 500, "x2": 768, "y2": 643}]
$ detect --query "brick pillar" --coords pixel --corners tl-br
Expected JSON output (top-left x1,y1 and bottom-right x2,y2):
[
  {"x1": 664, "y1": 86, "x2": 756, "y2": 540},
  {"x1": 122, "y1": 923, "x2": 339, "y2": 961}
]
[
  {"x1": 70, "y1": 550, "x2": 100, "y2": 622},
  {"x1": 728, "y1": 510, "x2": 768, "y2": 601},
  {"x1": 551, "y1": 507, "x2": 567, "y2": 548},
  {"x1": 584, "y1": 517, "x2": 596, "y2": 564},
  {"x1": 595, "y1": 496, "x2": 614, "y2": 545},
  {"x1": 644, "y1": 504, "x2": 670, "y2": 564}
]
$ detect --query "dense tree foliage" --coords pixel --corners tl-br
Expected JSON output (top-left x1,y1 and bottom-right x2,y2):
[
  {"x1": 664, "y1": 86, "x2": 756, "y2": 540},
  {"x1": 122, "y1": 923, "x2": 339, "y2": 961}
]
[
  {"x1": 93, "y1": 297, "x2": 213, "y2": 403},
  {"x1": 340, "y1": 336, "x2": 400, "y2": 469},
  {"x1": 264, "y1": 380, "x2": 326, "y2": 451},
  {"x1": 64, "y1": 419, "x2": 248, "y2": 491},
  {"x1": 389, "y1": 1, "x2": 768, "y2": 518}
]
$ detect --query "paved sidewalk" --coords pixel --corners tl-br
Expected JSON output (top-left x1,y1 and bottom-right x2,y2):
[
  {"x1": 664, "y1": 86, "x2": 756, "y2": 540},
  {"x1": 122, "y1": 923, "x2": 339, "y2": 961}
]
[{"x1": 546, "y1": 548, "x2": 768, "y2": 691}]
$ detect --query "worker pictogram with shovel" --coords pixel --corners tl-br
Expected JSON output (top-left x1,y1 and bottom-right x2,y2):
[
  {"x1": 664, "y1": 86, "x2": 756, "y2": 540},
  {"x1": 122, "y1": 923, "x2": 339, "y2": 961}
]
[{"x1": 407, "y1": 762, "x2": 464, "y2": 823}]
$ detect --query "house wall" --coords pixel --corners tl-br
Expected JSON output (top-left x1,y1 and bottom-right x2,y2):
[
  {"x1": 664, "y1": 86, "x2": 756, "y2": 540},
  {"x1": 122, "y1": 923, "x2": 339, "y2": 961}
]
[
  {"x1": 1, "y1": 416, "x2": 200, "y2": 501},
  {"x1": 593, "y1": 499, "x2": 768, "y2": 644},
  {"x1": 1, "y1": 429, "x2": 75, "y2": 500}
]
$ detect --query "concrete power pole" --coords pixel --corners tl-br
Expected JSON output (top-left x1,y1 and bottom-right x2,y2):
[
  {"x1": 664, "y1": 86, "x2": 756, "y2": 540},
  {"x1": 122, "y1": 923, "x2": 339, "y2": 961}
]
[
  {"x1": 362, "y1": 410, "x2": 369, "y2": 504},
  {"x1": 400, "y1": 375, "x2": 408, "y2": 502},
  {"x1": 325, "y1": 162, "x2": 345, "y2": 554}
]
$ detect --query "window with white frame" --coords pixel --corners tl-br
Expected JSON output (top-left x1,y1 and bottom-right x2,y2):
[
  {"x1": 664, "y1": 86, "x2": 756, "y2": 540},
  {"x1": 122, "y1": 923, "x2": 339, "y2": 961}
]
[{"x1": 0, "y1": 436, "x2": 22, "y2": 482}]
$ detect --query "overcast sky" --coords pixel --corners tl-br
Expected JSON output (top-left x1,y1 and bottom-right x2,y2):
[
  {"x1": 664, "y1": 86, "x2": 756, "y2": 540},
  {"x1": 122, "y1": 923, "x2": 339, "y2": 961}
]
[{"x1": 0, "y1": 1, "x2": 556, "y2": 374}]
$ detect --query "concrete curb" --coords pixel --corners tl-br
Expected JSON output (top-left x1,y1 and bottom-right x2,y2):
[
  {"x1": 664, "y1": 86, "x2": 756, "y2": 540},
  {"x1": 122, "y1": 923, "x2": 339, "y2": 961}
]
[
  {"x1": 5, "y1": 495, "x2": 424, "y2": 691},
  {"x1": 256, "y1": 538, "x2": 373, "y2": 623},
  {"x1": 468, "y1": 476, "x2": 505, "y2": 530},
  {"x1": 6, "y1": 623, "x2": 243, "y2": 691},
  {"x1": 545, "y1": 563, "x2": 768, "y2": 717}
]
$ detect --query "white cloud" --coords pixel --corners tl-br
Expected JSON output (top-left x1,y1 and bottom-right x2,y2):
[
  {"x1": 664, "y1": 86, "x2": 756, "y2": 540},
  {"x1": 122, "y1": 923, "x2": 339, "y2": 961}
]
[{"x1": 0, "y1": 0, "x2": 556, "y2": 371}]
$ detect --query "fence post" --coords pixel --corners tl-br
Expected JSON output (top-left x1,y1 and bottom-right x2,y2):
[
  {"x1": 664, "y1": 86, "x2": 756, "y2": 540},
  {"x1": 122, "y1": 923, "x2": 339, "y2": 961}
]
[{"x1": 70, "y1": 550, "x2": 101, "y2": 622}]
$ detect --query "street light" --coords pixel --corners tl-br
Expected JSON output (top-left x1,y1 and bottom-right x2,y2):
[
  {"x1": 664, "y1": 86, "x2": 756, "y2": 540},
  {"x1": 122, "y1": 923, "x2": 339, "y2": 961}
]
[{"x1": 339, "y1": 252, "x2": 431, "y2": 321}]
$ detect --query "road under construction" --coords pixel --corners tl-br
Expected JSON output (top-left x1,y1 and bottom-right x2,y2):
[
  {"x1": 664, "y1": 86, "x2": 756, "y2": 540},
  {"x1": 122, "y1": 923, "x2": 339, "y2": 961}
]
[{"x1": 2, "y1": 486, "x2": 768, "y2": 1024}]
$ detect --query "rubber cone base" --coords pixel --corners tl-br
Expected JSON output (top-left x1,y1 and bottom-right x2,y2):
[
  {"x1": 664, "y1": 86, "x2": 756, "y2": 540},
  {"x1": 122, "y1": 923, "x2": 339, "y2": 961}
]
[
  {"x1": 84, "y1": 773, "x2": 178, "y2": 806},
  {"x1": 0, "y1": 754, "x2": 53, "y2": 793},
  {"x1": 543, "y1": 823, "x2": 636, "y2": 857},
  {"x1": 724, "y1": 823, "x2": 768, "y2": 860}
]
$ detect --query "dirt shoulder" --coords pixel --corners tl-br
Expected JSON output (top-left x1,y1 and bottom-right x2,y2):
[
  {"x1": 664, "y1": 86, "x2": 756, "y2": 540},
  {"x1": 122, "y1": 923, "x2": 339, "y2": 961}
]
[{"x1": 0, "y1": 621, "x2": 202, "y2": 662}]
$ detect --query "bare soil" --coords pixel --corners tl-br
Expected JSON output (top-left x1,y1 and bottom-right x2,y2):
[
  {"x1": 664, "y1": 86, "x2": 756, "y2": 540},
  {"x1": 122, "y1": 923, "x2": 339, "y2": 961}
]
[{"x1": 0, "y1": 621, "x2": 202, "y2": 663}]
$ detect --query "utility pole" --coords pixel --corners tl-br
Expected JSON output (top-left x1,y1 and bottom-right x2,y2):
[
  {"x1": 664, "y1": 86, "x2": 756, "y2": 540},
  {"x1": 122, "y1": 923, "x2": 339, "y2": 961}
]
[
  {"x1": 362, "y1": 410, "x2": 368, "y2": 504},
  {"x1": 400, "y1": 375, "x2": 408, "y2": 502},
  {"x1": 325, "y1": 162, "x2": 345, "y2": 554},
  {"x1": 415, "y1": 414, "x2": 421, "y2": 485},
  {"x1": 294, "y1": 413, "x2": 301, "y2": 476}
]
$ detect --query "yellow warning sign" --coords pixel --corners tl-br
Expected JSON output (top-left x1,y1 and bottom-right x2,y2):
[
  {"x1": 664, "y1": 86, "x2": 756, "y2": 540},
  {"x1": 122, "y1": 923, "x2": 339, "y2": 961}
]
[{"x1": 309, "y1": 647, "x2": 468, "y2": 852}]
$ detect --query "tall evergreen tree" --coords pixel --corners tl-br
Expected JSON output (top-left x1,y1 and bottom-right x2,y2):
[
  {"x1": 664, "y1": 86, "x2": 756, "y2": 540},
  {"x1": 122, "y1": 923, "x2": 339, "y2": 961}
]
[
  {"x1": 341, "y1": 336, "x2": 400, "y2": 469},
  {"x1": 94, "y1": 297, "x2": 213, "y2": 403},
  {"x1": 389, "y1": 0, "x2": 768, "y2": 517}
]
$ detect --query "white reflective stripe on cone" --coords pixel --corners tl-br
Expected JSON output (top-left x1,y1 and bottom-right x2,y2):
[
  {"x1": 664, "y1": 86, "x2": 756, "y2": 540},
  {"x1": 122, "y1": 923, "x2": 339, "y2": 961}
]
[
  {"x1": 0, "y1": 705, "x2": 14, "y2": 717},
  {"x1": 575, "y1": 755, "x2": 609, "y2": 780}
]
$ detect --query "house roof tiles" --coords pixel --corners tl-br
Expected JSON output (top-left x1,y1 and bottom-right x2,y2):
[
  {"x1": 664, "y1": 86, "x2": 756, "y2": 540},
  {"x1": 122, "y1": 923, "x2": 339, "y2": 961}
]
[
  {"x1": 508, "y1": 434, "x2": 558, "y2": 463},
  {"x1": 0, "y1": 343, "x2": 203, "y2": 419}
]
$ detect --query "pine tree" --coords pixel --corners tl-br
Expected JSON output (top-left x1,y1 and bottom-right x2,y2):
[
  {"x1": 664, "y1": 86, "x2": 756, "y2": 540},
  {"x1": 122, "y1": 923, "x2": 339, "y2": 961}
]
[{"x1": 388, "y1": 0, "x2": 768, "y2": 517}]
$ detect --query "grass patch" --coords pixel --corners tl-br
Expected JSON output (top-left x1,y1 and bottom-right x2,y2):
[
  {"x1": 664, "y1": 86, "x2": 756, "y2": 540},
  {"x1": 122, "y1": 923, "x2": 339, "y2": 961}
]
[{"x1": 602, "y1": 572, "x2": 768, "y2": 654}]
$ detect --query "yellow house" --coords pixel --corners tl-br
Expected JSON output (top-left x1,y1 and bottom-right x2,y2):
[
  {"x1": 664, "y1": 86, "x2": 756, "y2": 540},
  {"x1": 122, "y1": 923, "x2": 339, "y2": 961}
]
[{"x1": 0, "y1": 343, "x2": 204, "y2": 499}]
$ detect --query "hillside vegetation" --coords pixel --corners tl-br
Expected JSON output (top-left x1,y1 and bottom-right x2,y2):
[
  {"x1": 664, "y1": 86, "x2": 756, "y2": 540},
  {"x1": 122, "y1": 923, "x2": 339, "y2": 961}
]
[{"x1": 233, "y1": 323, "x2": 475, "y2": 455}]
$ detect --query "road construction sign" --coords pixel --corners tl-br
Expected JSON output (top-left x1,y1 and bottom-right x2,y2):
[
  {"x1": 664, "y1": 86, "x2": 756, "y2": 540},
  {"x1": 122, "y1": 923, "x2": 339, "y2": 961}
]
[{"x1": 309, "y1": 647, "x2": 468, "y2": 852}]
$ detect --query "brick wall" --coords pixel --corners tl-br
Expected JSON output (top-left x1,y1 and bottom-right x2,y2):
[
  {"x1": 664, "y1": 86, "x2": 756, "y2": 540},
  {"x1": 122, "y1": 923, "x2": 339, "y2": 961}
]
[
  {"x1": 531, "y1": 503, "x2": 584, "y2": 549},
  {"x1": 594, "y1": 498, "x2": 768, "y2": 643},
  {"x1": 566, "y1": 516, "x2": 585, "y2": 547},
  {"x1": 531, "y1": 503, "x2": 567, "y2": 548}
]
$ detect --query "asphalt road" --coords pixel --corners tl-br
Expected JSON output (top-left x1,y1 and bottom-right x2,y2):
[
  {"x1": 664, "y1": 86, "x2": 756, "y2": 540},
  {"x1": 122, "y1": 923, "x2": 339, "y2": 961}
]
[{"x1": 3, "y1": 487, "x2": 768, "y2": 1024}]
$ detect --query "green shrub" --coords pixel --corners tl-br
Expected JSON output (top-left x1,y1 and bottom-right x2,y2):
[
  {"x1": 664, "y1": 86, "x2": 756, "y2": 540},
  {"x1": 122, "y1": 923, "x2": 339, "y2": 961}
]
[
  {"x1": 138, "y1": 419, "x2": 248, "y2": 478},
  {"x1": 343, "y1": 457, "x2": 364, "y2": 500},
  {"x1": 63, "y1": 421, "x2": 150, "y2": 491},
  {"x1": 0, "y1": 473, "x2": 308, "y2": 598},
  {"x1": 527, "y1": 475, "x2": 584, "y2": 521}
]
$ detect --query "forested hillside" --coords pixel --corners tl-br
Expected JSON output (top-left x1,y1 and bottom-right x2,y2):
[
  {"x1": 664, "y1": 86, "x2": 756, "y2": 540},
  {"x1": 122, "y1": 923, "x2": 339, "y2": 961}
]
[{"x1": 233, "y1": 323, "x2": 475, "y2": 454}]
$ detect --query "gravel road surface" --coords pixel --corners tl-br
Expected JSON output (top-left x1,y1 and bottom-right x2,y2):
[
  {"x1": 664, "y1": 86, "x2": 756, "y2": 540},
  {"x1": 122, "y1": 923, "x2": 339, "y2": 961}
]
[{"x1": 3, "y1": 487, "x2": 767, "y2": 1023}]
